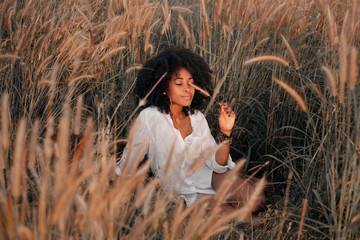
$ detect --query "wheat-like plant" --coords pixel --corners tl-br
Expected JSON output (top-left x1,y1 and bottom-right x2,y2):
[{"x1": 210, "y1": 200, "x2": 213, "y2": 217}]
[{"x1": 0, "y1": 0, "x2": 359, "y2": 239}]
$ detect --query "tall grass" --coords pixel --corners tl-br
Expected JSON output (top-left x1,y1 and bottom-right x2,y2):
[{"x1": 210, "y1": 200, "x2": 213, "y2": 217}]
[{"x1": 0, "y1": 0, "x2": 359, "y2": 239}]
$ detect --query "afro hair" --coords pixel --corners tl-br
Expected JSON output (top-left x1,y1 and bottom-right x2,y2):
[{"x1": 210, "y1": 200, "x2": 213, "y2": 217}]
[{"x1": 134, "y1": 48, "x2": 213, "y2": 115}]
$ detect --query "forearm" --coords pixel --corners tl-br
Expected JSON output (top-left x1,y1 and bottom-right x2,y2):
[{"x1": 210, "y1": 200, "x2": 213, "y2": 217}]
[
  {"x1": 215, "y1": 140, "x2": 230, "y2": 166},
  {"x1": 215, "y1": 130, "x2": 231, "y2": 166},
  {"x1": 216, "y1": 102, "x2": 235, "y2": 166}
]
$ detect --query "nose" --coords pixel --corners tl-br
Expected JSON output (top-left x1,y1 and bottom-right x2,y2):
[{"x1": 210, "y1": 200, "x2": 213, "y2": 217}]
[{"x1": 184, "y1": 83, "x2": 190, "y2": 92}]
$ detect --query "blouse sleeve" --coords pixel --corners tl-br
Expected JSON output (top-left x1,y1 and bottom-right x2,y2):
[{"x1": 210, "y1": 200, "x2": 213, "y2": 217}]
[
  {"x1": 115, "y1": 111, "x2": 150, "y2": 176},
  {"x1": 200, "y1": 115, "x2": 235, "y2": 174}
]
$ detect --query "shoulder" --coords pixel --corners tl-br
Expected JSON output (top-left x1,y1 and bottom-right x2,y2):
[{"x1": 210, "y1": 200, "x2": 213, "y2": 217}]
[
  {"x1": 137, "y1": 107, "x2": 167, "y2": 129},
  {"x1": 139, "y1": 107, "x2": 165, "y2": 119}
]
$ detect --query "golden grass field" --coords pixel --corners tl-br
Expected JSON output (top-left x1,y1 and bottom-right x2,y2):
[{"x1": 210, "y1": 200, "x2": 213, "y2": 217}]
[{"x1": 0, "y1": 0, "x2": 359, "y2": 239}]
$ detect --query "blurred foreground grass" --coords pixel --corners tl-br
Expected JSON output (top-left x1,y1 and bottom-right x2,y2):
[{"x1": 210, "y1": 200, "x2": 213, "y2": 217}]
[{"x1": 0, "y1": 0, "x2": 359, "y2": 239}]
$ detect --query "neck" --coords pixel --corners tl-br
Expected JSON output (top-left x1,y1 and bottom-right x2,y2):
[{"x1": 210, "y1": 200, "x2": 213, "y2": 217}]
[{"x1": 169, "y1": 104, "x2": 185, "y2": 120}]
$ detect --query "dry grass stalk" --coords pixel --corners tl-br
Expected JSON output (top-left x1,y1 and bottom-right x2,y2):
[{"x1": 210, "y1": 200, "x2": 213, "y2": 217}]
[
  {"x1": 177, "y1": 15, "x2": 191, "y2": 47},
  {"x1": 212, "y1": 159, "x2": 246, "y2": 209},
  {"x1": 6, "y1": 191, "x2": 15, "y2": 238},
  {"x1": 44, "y1": 63, "x2": 59, "y2": 114},
  {"x1": 244, "y1": 55, "x2": 290, "y2": 67},
  {"x1": 276, "y1": 171, "x2": 293, "y2": 240},
  {"x1": 51, "y1": 169, "x2": 91, "y2": 224},
  {"x1": 1, "y1": 93, "x2": 10, "y2": 150},
  {"x1": 0, "y1": 64, "x2": 10, "y2": 75},
  {"x1": 17, "y1": 225, "x2": 34, "y2": 240},
  {"x1": 98, "y1": 32, "x2": 127, "y2": 51},
  {"x1": 69, "y1": 127, "x2": 89, "y2": 176},
  {"x1": 253, "y1": 37, "x2": 270, "y2": 52},
  {"x1": 128, "y1": 145, "x2": 149, "y2": 176},
  {"x1": 351, "y1": 214, "x2": 360, "y2": 224},
  {"x1": 106, "y1": 178, "x2": 149, "y2": 223},
  {"x1": 203, "y1": 205, "x2": 240, "y2": 237},
  {"x1": 205, "y1": 44, "x2": 239, "y2": 115},
  {"x1": 0, "y1": 139, "x2": 4, "y2": 181},
  {"x1": 153, "y1": 192, "x2": 171, "y2": 230},
  {"x1": 182, "y1": 202, "x2": 211, "y2": 239},
  {"x1": 202, "y1": 225, "x2": 230, "y2": 240},
  {"x1": 82, "y1": 118, "x2": 95, "y2": 172},
  {"x1": 237, "y1": 176, "x2": 267, "y2": 222},
  {"x1": 139, "y1": 72, "x2": 168, "y2": 108},
  {"x1": 321, "y1": 66, "x2": 338, "y2": 97},
  {"x1": 161, "y1": 0, "x2": 170, "y2": 34},
  {"x1": 276, "y1": 6, "x2": 292, "y2": 32},
  {"x1": 99, "y1": 46, "x2": 126, "y2": 62},
  {"x1": 188, "y1": 82, "x2": 210, "y2": 97},
  {"x1": 44, "y1": 116, "x2": 54, "y2": 160},
  {"x1": 339, "y1": 11, "x2": 349, "y2": 45},
  {"x1": 338, "y1": 33, "x2": 347, "y2": 103},
  {"x1": 350, "y1": 0, "x2": 357, "y2": 33},
  {"x1": 201, "y1": 0, "x2": 210, "y2": 34},
  {"x1": 326, "y1": 6, "x2": 335, "y2": 47},
  {"x1": 162, "y1": 221, "x2": 170, "y2": 239},
  {"x1": 131, "y1": 207, "x2": 166, "y2": 239},
  {"x1": 169, "y1": 196, "x2": 210, "y2": 240},
  {"x1": 229, "y1": 98, "x2": 236, "y2": 108},
  {"x1": 37, "y1": 146, "x2": 48, "y2": 240},
  {"x1": 171, "y1": 6, "x2": 193, "y2": 14},
  {"x1": 75, "y1": 6, "x2": 93, "y2": 29},
  {"x1": 137, "y1": 179, "x2": 162, "y2": 215},
  {"x1": 186, "y1": 146, "x2": 219, "y2": 176},
  {"x1": 74, "y1": 193, "x2": 88, "y2": 224},
  {"x1": 68, "y1": 75, "x2": 96, "y2": 87},
  {"x1": 164, "y1": 139, "x2": 177, "y2": 175},
  {"x1": 297, "y1": 198, "x2": 308, "y2": 240},
  {"x1": 28, "y1": 120, "x2": 39, "y2": 170},
  {"x1": 35, "y1": 55, "x2": 53, "y2": 76},
  {"x1": 109, "y1": 73, "x2": 137, "y2": 123},
  {"x1": 0, "y1": 54, "x2": 20, "y2": 60},
  {"x1": 74, "y1": 95, "x2": 83, "y2": 135},
  {"x1": 348, "y1": 47, "x2": 358, "y2": 90},
  {"x1": 264, "y1": 2, "x2": 287, "y2": 24},
  {"x1": 145, "y1": 19, "x2": 160, "y2": 54},
  {"x1": 125, "y1": 64, "x2": 144, "y2": 73},
  {"x1": 11, "y1": 118, "x2": 26, "y2": 198},
  {"x1": 54, "y1": 102, "x2": 70, "y2": 200},
  {"x1": 281, "y1": 34, "x2": 299, "y2": 69},
  {"x1": 273, "y1": 78, "x2": 308, "y2": 112},
  {"x1": 309, "y1": 83, "x2": 323, "y2": 101}
]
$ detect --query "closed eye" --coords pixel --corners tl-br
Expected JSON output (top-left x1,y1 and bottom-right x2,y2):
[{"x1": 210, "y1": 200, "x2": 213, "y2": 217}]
[{"x1": 174, "y1": 78, "x2": 193, "y2": 86}]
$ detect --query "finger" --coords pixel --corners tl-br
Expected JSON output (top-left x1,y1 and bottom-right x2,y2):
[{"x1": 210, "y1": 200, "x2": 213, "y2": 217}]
[
  {"x1": 225, "y1": 107, "x2": 232, "y2": 115},
  {"x1": 220, "y1": 103, "x2": 229, "y2": 111},
  {"x1": 230, "y1": 98, "x2": 236, "y2": 108},
  {"x1": 219, "y1": 103, "x2": 227, "y2": 113}
]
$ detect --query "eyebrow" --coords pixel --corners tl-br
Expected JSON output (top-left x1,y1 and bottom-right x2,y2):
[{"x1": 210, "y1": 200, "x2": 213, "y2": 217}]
[{"x1": 174, "y1": 75, "x2": 193, "y2": 80}]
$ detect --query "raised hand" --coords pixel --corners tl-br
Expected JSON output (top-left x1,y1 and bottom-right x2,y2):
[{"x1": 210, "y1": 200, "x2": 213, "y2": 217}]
[{"x1": 218, "y1": 102, "x2": 236, "y2": 136}]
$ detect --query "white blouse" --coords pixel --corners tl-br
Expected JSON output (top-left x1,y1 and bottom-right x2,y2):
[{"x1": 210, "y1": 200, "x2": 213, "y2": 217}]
[{"x1": 116, "y1": 107, "x2": 235, "y2": 206}]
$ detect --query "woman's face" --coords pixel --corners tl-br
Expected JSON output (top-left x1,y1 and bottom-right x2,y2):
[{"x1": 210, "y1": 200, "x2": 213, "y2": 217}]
[{"x1": 167, "y1": 68, "x2": 195, "y2": 108}]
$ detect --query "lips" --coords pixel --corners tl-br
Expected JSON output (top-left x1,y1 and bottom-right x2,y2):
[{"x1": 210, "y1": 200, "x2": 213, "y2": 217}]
[{"x1": 182, "y1": 95, "x2": 192, "y2": 100}]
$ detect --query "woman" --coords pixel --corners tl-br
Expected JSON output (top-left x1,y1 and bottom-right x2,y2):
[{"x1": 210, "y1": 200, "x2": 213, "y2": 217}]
[{"x1": 116, "y1": 48, "x2": 265, "y2": 216}]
